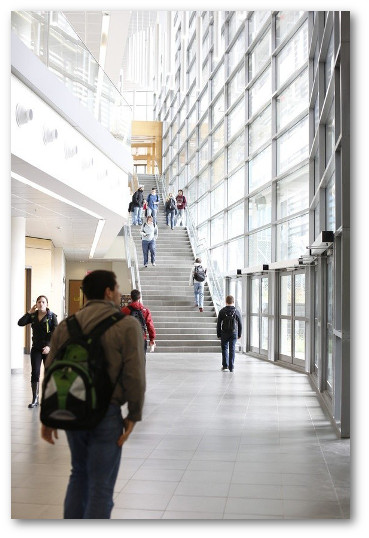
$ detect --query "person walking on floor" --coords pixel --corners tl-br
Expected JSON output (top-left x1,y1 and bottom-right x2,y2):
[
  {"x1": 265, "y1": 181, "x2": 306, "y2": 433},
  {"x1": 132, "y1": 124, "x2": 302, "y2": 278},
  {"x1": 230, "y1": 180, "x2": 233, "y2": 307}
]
[
  {"x1": 175, "y1": 189, "x2": 187, "y2": 226},
  {"x1": 131, "y1": 184, "x2": 144, "y2": 225},
  {"x1": 18, "y1": 295, "x2": 58, "y2": 408},
  {"x1": 165, "y1": 192, "x2": 177, "y2": 229},
  {"x1": 121, "y1": 289, "x2": 156, "y2": 357},
  {"x1": 189, "y1": 257, "x2": 207, "y2": 312},
  {"x1": 146, "y1": 187, "x2": 160, "y2": 226},
  {"x1": 217, "y1": 295, "x2": 242, "y2": 373},
  {"x1": 140, "y1": 215, "x2": 158, "y2": 267},
  {"x1": 41, "y1": 270, "x2": 146, "y2": 519}
]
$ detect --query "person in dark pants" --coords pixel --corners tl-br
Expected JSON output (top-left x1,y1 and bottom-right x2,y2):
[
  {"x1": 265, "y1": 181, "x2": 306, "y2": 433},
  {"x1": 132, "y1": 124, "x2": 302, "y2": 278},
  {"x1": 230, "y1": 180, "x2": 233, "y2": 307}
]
[
  {"x1": 140, "y1": 215, "x2": 158, "y2": 267},
  {"x1": 18, "y1": 295, "x2": 58, "y2": 408},
  {"x1": 41, "y1": 270, "x2": 146, "y2": 519},
  {"x1": 121, "y1": 289, "x2": 156, "y2": 357},
  {"x1": 216, "y1": 295, "x2": 242, "y2": 373}
]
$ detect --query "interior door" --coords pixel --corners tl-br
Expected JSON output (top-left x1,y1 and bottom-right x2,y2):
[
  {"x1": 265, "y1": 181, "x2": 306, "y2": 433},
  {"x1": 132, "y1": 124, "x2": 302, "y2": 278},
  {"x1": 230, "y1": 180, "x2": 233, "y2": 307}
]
[{"x1": 68, "y1": 280, "x2": 84, "y2": 315}]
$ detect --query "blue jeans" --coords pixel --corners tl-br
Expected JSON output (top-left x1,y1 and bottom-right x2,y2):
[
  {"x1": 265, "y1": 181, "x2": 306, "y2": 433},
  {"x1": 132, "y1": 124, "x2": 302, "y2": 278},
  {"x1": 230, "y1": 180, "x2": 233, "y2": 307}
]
[
  {"x1": 142, "y1": 239, "x2": 156, "y2": 265},
  {"x1": 146, "y1": 207, "x2": 158, "y2": 225},
  {"x1": 64, "y1": 404, "x2": 123, "y2": 519},
  {"x1": 193, "y1": 282, "x2": 204, "y2": 308},
  {"x1": 166, "y1": 210, "x2": 176, "y2": 228},
  {"x1": 176, "y1": 208, "x2": 185, "y2": 226},
  {"x1": 132, "y1": 206, "x2": 142, "y2": 225},
  {"x1": 221, "y1": 333, "x2": 237, "y2": 371}
]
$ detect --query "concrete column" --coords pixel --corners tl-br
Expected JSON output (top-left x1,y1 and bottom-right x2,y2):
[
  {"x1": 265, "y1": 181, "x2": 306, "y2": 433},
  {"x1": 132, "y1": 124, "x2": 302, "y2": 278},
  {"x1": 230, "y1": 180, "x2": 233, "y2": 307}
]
[{"x1": 11, "y1": 217, "x2": 26, "y2": 372}]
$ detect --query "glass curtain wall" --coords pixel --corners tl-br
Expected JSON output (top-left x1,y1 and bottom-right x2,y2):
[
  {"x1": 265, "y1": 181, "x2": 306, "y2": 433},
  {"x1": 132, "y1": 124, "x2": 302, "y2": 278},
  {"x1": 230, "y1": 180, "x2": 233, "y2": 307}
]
[
  {"x1": 157, "y1": 10, "x2": 309, "y2": 275},
  {"x1": 153, "y1": 10, "x2": 349, "y2": 437}
]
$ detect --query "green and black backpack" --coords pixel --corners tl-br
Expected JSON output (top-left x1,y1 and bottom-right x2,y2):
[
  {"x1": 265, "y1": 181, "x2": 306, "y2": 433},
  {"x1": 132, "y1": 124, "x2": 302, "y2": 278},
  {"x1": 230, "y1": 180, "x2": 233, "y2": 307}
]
[{"x1": 40, "y1": 312, "x2": 124, "y2": 430}]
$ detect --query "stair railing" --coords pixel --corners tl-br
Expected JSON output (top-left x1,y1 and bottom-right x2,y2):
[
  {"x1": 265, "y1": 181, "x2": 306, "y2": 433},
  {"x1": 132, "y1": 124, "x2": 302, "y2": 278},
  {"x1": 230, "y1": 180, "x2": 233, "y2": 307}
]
[
  {"x1": 154, "y1": 166, "x2": 224, "y2": 315},
  {"x1": 122, "y1": 225, "x2": 142, "y2": 299},
  {"x1": 185, "y1": 211, "x2": 224, "y2": 315}
]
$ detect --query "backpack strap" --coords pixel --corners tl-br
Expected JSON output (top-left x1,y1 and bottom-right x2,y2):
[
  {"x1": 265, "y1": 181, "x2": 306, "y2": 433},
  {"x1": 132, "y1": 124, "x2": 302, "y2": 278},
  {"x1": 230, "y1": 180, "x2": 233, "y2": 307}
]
[{"x1": 66, "y1": 312, "x2": 125, "y2": 342}]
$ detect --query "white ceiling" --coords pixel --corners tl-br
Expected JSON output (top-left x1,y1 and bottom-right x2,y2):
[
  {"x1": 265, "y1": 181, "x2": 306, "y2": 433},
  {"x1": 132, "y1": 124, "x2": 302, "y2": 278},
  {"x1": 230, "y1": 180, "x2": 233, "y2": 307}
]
[{"x1": 11, "y1": 10, "x2": 156, "y2": 262}]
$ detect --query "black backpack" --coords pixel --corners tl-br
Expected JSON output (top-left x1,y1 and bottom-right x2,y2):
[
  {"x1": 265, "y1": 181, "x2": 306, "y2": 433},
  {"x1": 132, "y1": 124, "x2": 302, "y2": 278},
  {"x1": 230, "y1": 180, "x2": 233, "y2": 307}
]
[
  {"x1": 168, "y1": 198, "x2": 176, "y2": 210},
  {"x1": 193, "y1": 265, "x2": 206, "y2": 282},
  {"x1": 221, "y1": 310, "x2": 237, "y2": 334},
  {"x1": 40, "y1": 312, "x2": 125, "y2": 431},
  {"x1": 128, "y1": 305, "x2": 147, "y2": 336}
]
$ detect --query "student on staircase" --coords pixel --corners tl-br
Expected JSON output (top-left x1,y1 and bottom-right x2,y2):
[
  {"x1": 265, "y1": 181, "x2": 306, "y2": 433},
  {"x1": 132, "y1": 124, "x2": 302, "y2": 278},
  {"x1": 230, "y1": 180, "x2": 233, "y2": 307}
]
[{"x1": 140, "y1": 215, "x2": 158, "y2": 268}]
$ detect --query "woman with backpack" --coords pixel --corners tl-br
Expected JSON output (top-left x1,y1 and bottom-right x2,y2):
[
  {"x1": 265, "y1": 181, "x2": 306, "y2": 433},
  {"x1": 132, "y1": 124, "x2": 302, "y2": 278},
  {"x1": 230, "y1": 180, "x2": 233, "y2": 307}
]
[
  {"x1": 165, "y1": 192, "x2": 177, "y2": 229},
  {"x1": 18, "y1": 295, "x2": 58, "y2": 408},
  {"x1": 189, "y1": 257, "x2": 207, "y2": 312}
]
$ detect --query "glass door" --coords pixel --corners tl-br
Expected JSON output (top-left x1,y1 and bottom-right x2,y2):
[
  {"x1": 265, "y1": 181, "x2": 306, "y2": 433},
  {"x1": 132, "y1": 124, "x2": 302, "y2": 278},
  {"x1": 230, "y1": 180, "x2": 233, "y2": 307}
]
[
  {"x1": 279, "y1": 270, "x2": 306, "y2": 367},
  {"x1": 249, "y1": 275, "x2": 268, "y2": 357}
]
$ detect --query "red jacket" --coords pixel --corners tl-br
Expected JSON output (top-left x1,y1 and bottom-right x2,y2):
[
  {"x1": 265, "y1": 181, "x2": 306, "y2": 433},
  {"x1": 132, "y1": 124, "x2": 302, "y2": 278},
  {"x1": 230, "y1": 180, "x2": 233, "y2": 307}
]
[{"x1": 121, "y1": 301, "x2": 156, "y2": 342}]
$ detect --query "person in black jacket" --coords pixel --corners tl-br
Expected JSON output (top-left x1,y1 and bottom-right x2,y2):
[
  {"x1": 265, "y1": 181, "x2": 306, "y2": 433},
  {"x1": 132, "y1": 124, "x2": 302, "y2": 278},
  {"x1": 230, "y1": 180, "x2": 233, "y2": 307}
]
[
  {"x1": 18, "y1": 295, "x2": 58, "y2": 407},
  {"x1": 216, "y1": 295, "x2": 242, "y2": 373},
  {"x1": 131, "y1": 185, "x2": 145, "y2": 225}
]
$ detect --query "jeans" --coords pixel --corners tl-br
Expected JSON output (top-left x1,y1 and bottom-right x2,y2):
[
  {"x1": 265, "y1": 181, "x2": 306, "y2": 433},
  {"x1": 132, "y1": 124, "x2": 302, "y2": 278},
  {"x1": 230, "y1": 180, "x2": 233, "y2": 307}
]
[
  {"x1": 132, "y1": 205, "x2": 142, "y2": 225},
  {"x1": 142, "y1": 239, "x2": 156, "y2": 265},
  {"x1": 64, "y1": 404, "x2": 123, "y2": 519},
  {"x1": 193, "y1": 282, "x2": 204, "y2": 308},
  {"x1": 176, "y1": 208, "x2": 186, "y2": 226},
  {"x1": 30, "y1": 348, "x2": 47, "y2": 383},
  {"x1": 146, "y1": 207, "x2": 158, "y2": 225},
  {"x1": 221, "y1": 333, "x2": 237, "y2": 371},
  {"x1": 166, "y1": 209, "x2": 176, "y2": 228}
]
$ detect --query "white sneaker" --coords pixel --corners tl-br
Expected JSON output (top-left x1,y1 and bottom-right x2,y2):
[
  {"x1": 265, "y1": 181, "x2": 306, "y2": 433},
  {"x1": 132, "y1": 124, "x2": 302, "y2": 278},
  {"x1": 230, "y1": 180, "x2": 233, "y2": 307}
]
[{"x1": 221, "y1": 367, "x2": 229, "y2": 371}]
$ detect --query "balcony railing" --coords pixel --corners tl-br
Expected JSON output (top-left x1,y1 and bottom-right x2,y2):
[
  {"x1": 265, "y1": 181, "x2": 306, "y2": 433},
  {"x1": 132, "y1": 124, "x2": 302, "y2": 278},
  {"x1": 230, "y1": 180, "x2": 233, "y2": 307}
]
[{"x1": 11, "y1": 10, "x2": 132, "y2": 147}]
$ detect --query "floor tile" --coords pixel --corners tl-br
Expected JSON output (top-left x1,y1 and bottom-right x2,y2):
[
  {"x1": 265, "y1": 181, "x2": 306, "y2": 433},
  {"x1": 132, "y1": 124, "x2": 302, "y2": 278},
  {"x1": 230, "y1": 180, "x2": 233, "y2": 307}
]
[{"x1": 11, "y1": 352, "x2": 350, "y2": 520}]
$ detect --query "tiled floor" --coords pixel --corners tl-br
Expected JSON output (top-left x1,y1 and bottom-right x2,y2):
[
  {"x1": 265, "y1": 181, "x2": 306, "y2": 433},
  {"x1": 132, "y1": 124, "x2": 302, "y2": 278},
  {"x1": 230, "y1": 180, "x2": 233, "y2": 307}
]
[{"x1": 11, "y1": 352, "x2": 350, "y2": 519}]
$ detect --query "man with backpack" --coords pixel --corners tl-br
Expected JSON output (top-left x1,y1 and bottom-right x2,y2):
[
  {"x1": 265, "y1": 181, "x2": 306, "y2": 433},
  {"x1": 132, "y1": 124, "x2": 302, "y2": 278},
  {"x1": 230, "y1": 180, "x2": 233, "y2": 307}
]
[
  {"x1": 217, "y1": 295, "x2": 242, "y2": 373},
  {"x1": 40, "y1": 270, "x2": 146, "y2": 519},
  {"x1": 121, "y1": 289, "x2": 156, "y2": 357},
  {"x1": 189, "y1": 257, "x2": 207, "y2": 312}
]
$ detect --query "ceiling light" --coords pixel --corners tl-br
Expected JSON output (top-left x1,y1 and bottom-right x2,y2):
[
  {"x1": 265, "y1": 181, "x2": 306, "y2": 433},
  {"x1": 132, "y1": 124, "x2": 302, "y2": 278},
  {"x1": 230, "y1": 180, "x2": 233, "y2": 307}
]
[{"x1": 89, "y1": 219, "x2": 106, "y2": 258}]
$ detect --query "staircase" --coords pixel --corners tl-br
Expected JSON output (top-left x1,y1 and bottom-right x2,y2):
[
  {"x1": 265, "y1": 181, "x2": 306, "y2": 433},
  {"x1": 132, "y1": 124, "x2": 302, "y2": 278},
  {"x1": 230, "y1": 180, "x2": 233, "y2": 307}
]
[{"x1": 130, "y1": 174, "x2": 219, "y2": 353}]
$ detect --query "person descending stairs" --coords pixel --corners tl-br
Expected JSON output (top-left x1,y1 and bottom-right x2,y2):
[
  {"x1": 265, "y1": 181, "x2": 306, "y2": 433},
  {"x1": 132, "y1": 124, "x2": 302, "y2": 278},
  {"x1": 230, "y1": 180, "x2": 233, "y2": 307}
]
[{"x1": 130, "y1": 174, "x2": 219, "y2": 353}]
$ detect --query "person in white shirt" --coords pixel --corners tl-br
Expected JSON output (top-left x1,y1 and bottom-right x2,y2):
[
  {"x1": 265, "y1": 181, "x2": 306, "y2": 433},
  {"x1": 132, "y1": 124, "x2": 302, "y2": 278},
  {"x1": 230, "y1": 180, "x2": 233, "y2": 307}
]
[{"x1": 140, "y1": 215, "x2": 159, "y2": 267}]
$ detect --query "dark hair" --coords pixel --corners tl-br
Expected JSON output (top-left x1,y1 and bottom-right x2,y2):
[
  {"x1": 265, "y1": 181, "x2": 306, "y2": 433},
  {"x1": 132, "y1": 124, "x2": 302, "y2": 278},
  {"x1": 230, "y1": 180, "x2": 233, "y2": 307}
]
[
  {"x1": 226, "y1": 295, "x2": 234, "y2": 305},
  {"x1": 195, "y1": 258, "x2": 201, "y2": 263},
  {"x1": 178, "y1": 189, "x2": 183, "y2": 194},
  {"x1": 36, "y1": 295, "x2": 48, "y2": 304},
  {"x1": 82, "y1": 270, "x2": 117, "y2": 300},
  {"x1": 130, "y1": 289, "x2": 141, "y2": 302}
]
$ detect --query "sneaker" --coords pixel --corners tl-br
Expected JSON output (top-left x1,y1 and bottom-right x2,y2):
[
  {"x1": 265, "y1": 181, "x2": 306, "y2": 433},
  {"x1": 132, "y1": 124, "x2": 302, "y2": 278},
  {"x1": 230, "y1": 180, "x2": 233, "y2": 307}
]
[
  {"x1": 144, "y1": 265, "x2": 148, "y2": 268},
  {"x1": 229, "y1": 369, "x2": 234, "y2": 373},
  {"x1": 222, "y1": 367, "x2": 229, "y2": 371},
  {"x1": 152, "y1": 263, "x2": 156, "y2": 266}
]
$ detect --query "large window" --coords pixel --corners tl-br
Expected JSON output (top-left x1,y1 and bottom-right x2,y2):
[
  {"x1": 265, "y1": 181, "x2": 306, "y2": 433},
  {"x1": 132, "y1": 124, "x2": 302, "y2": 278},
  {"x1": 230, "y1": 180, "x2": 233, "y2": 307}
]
[
  {"x1": 276, "y1": 165, "x2": 309, "y2": 220},
  {"x1": 249, "y1": 66, "x2": 271, "y2": 117},
  {"x1": 249, "y1": 106, "x2": 271, "y2": 155},
  {"x1": 276, "y1": 69, "x2": 308, "y2": 131},
  {"x1": 277, "y1": 115, "x2": 309, "y2": 175},
  {"x1": 249, "y1": 145, "x2": 271, "y2": 192},
  {"x1": 276, "y1": 21, "x2": 308, "y2": 88}
]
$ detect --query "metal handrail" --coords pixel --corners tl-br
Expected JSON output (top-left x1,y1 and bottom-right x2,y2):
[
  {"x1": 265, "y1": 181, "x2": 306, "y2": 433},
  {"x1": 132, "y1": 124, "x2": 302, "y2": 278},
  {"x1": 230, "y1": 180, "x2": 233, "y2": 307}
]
[
  {"x1": 123, "y1": 225, "x2": 142, "y2": 298},
  {"x1": 154, "y1": 164, "x2": 224, "y2": 315}
]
